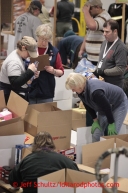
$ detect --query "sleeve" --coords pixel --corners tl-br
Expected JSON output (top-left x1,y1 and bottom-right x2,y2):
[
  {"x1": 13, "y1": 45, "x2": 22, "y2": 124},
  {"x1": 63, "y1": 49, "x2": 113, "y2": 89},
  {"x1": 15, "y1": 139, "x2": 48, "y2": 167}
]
[
  {"x1": 58, "y1": 41, "x2": 67, "y2": 65},
  {"x1": 7, "y1": 61, "x2": 22, "y2": 77},
  {"x1": 92, "y1": 89, "x2": 114, "y2": 123},
  {"x1": 104, "y1": 47, "x2": 127, "y2": 76},
  {"x1": 32, "y1": 18, "x2": 42, "y2": 39},
  {"x1": 54, "y1": 53, "x2": 64, "y2": 74},
  {"x1": 8, "y1": 69, "x2": 34, "y2": 87},
  {"x1": 94, "y1": 16, "x2": 106, "y2": 31},
  {"x1": 83, "y1": 103, "x2": 97, "y2": 120},
  {"x1": 9, "y1": 163, "x2": 22, "y2": 187}
]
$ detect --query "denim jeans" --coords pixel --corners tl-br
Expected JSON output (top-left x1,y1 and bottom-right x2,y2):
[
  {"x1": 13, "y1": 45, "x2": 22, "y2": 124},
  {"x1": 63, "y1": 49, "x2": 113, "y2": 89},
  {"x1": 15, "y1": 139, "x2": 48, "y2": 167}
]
[{"x1": 92, "y1": 98, "x2": 128, "y2": 142}]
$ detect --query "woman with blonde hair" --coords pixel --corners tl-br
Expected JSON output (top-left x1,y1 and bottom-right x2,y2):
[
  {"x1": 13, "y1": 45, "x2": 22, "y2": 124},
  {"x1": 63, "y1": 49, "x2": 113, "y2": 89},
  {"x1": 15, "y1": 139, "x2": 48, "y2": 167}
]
[
  {"x1": 9, "y1": 131, "x2": 79, "y2": 193},
  {"x1": 66, "y1": 73, "x2": 127, "y2": 142},
  {"x1": 29, "y1": 24, "x2": 64, "y2": 104}
]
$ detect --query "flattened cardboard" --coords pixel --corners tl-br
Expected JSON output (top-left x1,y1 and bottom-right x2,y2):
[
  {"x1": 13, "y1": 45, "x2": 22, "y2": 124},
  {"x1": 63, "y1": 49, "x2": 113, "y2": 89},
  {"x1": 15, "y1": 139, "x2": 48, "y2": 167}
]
[
  {"x1": 82, "y1": 139, "x2": 115, "y2": 169},
  {"x1": 30, "y1": 54, "x2": 50, "y2": 71}
]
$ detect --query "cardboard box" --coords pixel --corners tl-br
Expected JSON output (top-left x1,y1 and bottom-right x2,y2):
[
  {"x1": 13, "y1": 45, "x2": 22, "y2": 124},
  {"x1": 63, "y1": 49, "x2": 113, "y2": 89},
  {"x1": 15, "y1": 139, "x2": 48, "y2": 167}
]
[
  {"x1": 0, "y1": 134, "x2": 25, "y2": 167},
  {"x1": 54, "y1": 69, "x2": 73, "y2": 101},
  {"x1": 24, "y1": 132, "x2": 34, "y2": 145},
  {"x1": 38, "y1": 169, "x2": 102, "y2": 193},
  {"x1": 24, "y1": 103, "x2": 72, "y2": 150},
  {"x1": 71, "y1": 127, "x2": 92, "y2": 164},
  {"x1": 82, "y1": 139, "x2": 115, "y2": 170},
  {"x1": 0, "y1": 90, "x2": 28, "y2": 136},
  {"x1": 100, "y1": 135, "x2": 128, "y2": 178},
  {"x1": 103, "y1": 178, "x2": 128, "y2": 193},
  {"x1": 72, "y1": 108, "x2": 86, "y2": 131}
]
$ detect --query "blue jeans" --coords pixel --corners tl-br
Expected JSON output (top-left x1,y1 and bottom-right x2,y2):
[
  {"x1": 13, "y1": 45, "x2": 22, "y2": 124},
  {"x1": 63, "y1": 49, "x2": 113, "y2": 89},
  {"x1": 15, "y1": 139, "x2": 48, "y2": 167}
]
[
  {"x1": 92, "y1": 98, "x2": 128, "y2": 142},
  {"x1": 29, "y1": 98, "x2": 53, "y2": 104}
]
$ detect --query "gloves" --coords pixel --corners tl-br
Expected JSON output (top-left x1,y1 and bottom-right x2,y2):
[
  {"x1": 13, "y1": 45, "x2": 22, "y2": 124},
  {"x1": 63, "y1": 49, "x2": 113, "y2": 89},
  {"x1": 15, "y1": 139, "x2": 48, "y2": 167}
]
[
  {"x1": 91, "y1": 120, "x2": 102, "y2": 134},
  {"x1": 108, "y1": 123, "x2": 117, "y2": 135}
]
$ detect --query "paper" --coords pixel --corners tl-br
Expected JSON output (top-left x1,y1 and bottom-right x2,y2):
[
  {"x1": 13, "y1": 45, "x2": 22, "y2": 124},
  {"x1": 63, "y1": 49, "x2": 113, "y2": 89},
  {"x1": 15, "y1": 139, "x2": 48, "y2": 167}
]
[{"x1": 30, "y1": 54, "x2": 50, "y2": 71}]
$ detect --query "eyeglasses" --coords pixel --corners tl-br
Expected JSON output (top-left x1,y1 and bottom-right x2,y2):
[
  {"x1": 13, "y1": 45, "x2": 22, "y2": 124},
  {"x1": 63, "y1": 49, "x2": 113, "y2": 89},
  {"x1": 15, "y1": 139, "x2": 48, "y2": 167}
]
[{"x1": 38, "y1": 37, "x2": 49, "y2": 42}]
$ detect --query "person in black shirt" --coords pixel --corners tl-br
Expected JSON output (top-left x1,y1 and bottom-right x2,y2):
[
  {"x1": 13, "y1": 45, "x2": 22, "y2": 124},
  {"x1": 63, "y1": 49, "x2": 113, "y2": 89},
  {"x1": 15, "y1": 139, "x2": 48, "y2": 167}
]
[
  {"x1": 9, "y1": 131, "x2": 79, "y2": 193},
  {"x1": 56, "y1": 0, "x2": 74, "y2": 37}
]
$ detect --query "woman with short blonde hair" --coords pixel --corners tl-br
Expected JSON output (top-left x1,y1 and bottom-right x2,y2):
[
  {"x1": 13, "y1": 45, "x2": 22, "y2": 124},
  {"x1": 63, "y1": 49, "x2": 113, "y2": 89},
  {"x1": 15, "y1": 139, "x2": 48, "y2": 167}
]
[
  {"x1": 65, "y1": 73, "x2": 127, "y2": 142},
  {"x1": 36, "y1": 24, "x2": 52, "y2": 42},
  {"x1": 65, "y1": 72, "x2": 86, "y2": 91},
  {"x1": 29, "y1": 24, "x2": 64, "y2": 104}
]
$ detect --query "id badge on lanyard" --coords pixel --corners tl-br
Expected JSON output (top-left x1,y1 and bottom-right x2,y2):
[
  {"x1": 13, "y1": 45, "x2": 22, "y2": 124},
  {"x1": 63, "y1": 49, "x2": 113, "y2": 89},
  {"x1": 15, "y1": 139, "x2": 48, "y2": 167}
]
[{"x1": 98, "y1": 59, "x2": 103, "y2": 68}]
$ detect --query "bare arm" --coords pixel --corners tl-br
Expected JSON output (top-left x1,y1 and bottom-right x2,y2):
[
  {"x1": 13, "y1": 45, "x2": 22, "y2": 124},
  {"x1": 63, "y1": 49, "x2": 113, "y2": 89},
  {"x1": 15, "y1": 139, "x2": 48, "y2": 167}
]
[{"x1": 82, "y1": 5, "x2": 97, "y2": 30}]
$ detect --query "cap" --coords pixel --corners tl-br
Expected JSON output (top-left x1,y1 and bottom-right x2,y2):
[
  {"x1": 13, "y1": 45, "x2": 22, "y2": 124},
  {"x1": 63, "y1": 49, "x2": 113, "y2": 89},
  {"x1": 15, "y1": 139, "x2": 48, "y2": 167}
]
[
  {"x1": 64, "y1": 30, "x2": 76, "y2": 37},
  {"x1": 30, "y1": 1, "x2": 42, "y2": 13},
  {"x1": 21, "y1": 36, "x2": 38, "y2": 58},
  {"x1": 85, "y1": 0, "x2": 102, "y2": 7}
]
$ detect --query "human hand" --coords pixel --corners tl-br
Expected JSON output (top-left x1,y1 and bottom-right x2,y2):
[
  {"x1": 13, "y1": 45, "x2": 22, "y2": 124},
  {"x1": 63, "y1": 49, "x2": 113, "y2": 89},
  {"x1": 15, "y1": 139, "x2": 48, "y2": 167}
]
[
  {"x1": 82, "y1": 4, "x2": 90, "y2": 13},
  {"x1": 108, "y1": 123, "x2": 117, "y2": 135},
  {"x1": 28, "y1": 63, "x2": 37, "y2": 73},
  {"x1": 44, "y1": 66, "x2": 55, "y2": 74},
  {"x1": 34, "y1": 71, "x2": 40, "y2": 79},
  {"x1": 91, "y1": 120, "x2": 102, "y2": 134},
  {"x1": 78, "y1": 50, "x2": 84, "y2": 59}
]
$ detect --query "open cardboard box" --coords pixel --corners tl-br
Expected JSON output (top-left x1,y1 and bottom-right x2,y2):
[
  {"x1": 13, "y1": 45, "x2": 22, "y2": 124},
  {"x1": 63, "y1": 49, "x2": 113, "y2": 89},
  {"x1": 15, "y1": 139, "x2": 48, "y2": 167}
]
[
  {"x1": 38, "y1": 169, "x2": 102, "y2": 193},
  {"x1": 0, "y1": 90, "x2": 28, "y2": 135},
  {"x1": 72, "y1": 108, "x2": 86, "y2": 131},
  {"x1": 24, "y1": 103, "x2": 72, "y2": 150},
  {"x1": 103, "y1": 177, "x2": 128, "y2": 193},
  {"x1": 81, "y1": 139, "x2": 115, "y2": 179},
  {"x1": 71, "y1": 127, "x2": 92, "y2": 164}
]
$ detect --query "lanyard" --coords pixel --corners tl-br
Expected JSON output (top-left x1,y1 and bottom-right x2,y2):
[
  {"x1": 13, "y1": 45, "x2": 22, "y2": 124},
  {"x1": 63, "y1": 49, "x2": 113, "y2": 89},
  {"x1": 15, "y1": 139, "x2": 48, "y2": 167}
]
[{"x1": 103, "y1": 37, "x2": 118, "y2": 58}]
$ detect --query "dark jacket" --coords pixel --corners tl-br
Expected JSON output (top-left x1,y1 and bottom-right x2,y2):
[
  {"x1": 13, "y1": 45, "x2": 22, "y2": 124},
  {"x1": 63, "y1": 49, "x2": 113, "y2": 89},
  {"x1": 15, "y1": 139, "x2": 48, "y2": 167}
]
[
  {"x1": 9, "y1": 151, "x2": 79, "y2": 193},
  {"x1": 29, "y1": 43, "x2": 58, "y2": 99},
  {"x1": 78, "y1": 79, "x2": 126, "y2": 117},
  {"x1": 57, "y1": 0, "x2": 74, "y2": 22},
  {"x1": 58, "y1": 35, "x2": 83, "y2": 65}
]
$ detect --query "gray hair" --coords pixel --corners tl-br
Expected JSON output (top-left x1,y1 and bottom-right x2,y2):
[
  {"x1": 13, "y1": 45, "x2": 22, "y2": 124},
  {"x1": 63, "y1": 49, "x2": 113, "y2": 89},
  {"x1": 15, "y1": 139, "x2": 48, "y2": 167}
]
[
  {"x1": 65, "y1": 73, "x2": 86, "y2": 90},
  {"x1": 32, "y1": 131, "x2": 56, "y2": 152},
  {"x1": 36, "y1": 24, "x2": 53, "y2": 41}
]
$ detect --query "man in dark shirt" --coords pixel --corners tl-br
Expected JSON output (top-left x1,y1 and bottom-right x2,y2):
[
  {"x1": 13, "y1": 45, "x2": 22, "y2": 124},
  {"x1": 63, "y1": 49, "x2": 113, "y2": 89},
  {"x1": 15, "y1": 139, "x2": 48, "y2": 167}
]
[{"x1": 56, "y1": 0, "x2": 74, "y2": 37}]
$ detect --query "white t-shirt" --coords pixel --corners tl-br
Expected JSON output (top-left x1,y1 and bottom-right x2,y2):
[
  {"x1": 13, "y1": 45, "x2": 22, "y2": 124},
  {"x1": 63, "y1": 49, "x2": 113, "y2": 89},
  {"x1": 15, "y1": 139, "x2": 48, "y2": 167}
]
[{"x1": 0, "y1": 50, "x2": 27, "y2": 89}]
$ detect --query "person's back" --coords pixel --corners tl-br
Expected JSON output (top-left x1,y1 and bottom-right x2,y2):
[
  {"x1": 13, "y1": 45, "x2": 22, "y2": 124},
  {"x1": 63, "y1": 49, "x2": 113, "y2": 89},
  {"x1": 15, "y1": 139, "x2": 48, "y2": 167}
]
[
  {"x1": 57, "y1": 0, "x2": 74, "y2": 22},
  {"x1": 58, "y1": 35, "x2": 84, "y2": 67},
  {"x1": 14, "y1": 1, "x2": 42, "y2": 48},
  {"x1": 9, "y1": 132, "x2": 79, "y2": 193},
  {"x1": 56, "y1": 0, "x2": 74, "y2": 37}
]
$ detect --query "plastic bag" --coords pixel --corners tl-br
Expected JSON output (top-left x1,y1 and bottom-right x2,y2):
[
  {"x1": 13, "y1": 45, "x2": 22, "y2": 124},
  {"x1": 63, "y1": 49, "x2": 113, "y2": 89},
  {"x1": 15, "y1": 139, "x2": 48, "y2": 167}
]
[{"x1": 74, "y1": 58, "x2": 97, "y2": 79}]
